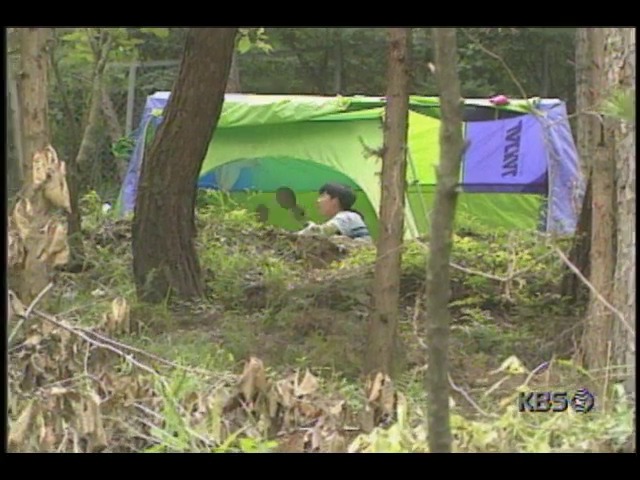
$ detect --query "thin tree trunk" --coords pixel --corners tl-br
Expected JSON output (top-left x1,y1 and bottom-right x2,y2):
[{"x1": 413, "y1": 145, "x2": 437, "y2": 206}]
[
  {"x1": 101, "y1": 86, "x2": 123, "y2": 142},
  {"x1": 75, "y1": 30, "x2": 113, "y2": 167},
  {"x1": 425, "y1": 27, "x2": 465, "y2": 454},
  {"x1": 364, "y1": 28, "x2": 411, "y2": 377},
  {"x1": 50, "y1": 29, "x2": 82, "y2": 155},
  {"x1": 132, "y1": 27, "x2": 238, "y2": 304},
  {"x1": 561, "y1": 28, "x2": 592, "y2": 301},
  {"x1": 333, "y1": 28, "x2": 344, "y2": 94},
  {"x1": 64, "y1": 30, "x2": 113, "y2": 271},
  {"x1": 18, "y1": 28, "x2": 52, "y2": 186},
  {"x1": 580, "y1": 28, "x2": 617, "y2": 374},
  {"x1": 605, "y1": 27, "x2": 635, "y2": 451},
  {"x1": 7, "y1": 63, "x2": 24, "y2": 196},
  {"x1": 541, "y1": 43, "x2": 550, "y2": 97}
]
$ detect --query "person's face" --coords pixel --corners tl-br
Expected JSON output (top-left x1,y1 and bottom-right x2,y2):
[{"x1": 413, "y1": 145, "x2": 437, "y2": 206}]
[{"x1": 317, "y1": 192, "x2": 340, "y2": 217}]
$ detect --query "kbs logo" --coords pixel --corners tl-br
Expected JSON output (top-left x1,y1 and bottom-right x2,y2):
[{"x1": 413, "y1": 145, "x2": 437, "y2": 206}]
[{"x1": 518, "y1": 389, "x2": 595, "y2": 413}]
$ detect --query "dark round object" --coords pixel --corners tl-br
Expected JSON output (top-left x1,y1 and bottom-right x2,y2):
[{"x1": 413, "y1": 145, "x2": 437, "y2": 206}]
[{"x1": 275, "y1": 187, "x2": 297, "y2": 209}]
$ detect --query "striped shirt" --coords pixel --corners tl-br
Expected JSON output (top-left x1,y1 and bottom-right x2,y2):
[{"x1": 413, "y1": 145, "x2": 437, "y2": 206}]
[{"x1": 299, "y1": 211, "x2": 371, "y2": 241}]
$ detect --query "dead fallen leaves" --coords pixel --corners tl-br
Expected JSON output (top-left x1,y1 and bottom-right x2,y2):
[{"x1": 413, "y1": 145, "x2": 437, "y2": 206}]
[
  {"x1": 8, "y1": 145, "x2": 71, "y2": 305},
  {"x1": 9, "y1": 294, "x2": 405, "y2": 453}
]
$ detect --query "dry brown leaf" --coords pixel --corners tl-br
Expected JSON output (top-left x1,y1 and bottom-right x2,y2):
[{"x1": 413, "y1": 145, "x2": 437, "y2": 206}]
[
  {"x1": 297, "y1": 401, "x2": 322, "y2": 419},
  {"x1": 106, "y1": 297, "x2": 131, "y2": 334},
  {"x1": 325, "y1": 432, "x2": 347, "y2": 453},
  {"x1": 8, "y1": 231, "x2": 26, "y2": 269},
  {"x1": 39, "y1": 422, "x2": 57, "y2": 451},
  {"x1": 33, "y1": 146, "x2": 71, "y2": 213},
  {"x1": 32, "y1": 149, "x2": 50, "y2": 187},
  {"x1": 77, "y1": 392, "x2": 108, "y2": 452},
  {"x1": 366, "y1": 371, "x2": 387, "y2": 403},
  {"x1": 295, "y1": 369, "x2": 319, "y2": 397},
  {"x1": 328, "y1": 400, "x2": 345, "y2": 418},
  {"x1": 12, "y1": 198, "x2": 34, "y2": 240},
  {"x1": 268, "y1": 389, "x2": 281, "y2": 417},
  {"x1": 379, "y1": 378, "x2": 396, "y2": 416},
  {"x1": 50, "y1": 386, "x2": 70, "y2": 396},
  {"x1": 9, "y1": 399, "x2": 37, "y2": 449},
  {"x1": 35, "y1": 220, "x2": 69, "y2": 267},
  {"x1": 24, "y1": 333, "x2": 43, "y2": 347},
  {"x1": 8, "y1": 290, "x2": 27, "y2": 318},
  {"x1": 276, "y1": 379, "x2": 295, "y2": 408},
  {"x1": 238, "y1": 357, "x2": 268, "y2": 405}
]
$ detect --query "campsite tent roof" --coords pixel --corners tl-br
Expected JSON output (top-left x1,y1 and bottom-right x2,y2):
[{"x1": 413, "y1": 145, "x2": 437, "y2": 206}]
[
  {"x1": 119, "y1": 93, "x2": 582, "y2": 238},
  {"x1": 144, "y1": 92, "x2": 556, "y2": 128}
]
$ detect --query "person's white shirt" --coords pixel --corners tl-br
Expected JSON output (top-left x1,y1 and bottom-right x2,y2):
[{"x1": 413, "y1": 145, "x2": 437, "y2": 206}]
[{"x1": 298, "y1": 210, "x2": 371, "y2": 241}]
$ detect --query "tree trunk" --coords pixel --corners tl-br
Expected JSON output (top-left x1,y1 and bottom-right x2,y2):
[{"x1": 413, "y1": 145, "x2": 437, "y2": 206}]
[
  {"x1": 561, "y1": 28, "x2": 592, "y2": 301},
  {"x1": 75, "y1": 30, "x2": 113, "y2": 168},
  {"x1": 7, "y1": 63, "x2": 24, "y2": 198},
  {"x1": 64, "y1": 30, "x2": 113, "y2": 271},
  {"x1": 226, "y1": 51, "x2": 242, "y2": 93},
  {"x1": 425, "y1": 27, "x2": 465, "y2": 454},
  {"x1": 333, "y1": 28, "x2": 344, "y2": 94},
  {"x1": 364, "y1": 28, "x2": 411, "y2": 377},
  {"x1": 132, "y1": 27, "x2": 238, "y2": 304},
  {"x1": 101, "y1": 86, "x2": 124, "y2": 143},
  {"x1": 580, "y1": 28, "x2": 617, "y2": 374},
  {"x1": 605, "y1": 27, "x2": 635, "y2": 450},
  {"x1": 541, "y1": 43, "x2": 550, "y2": 97},
  {"x1": 18, "y1": 28, "x2": 52, "y2": 186}
]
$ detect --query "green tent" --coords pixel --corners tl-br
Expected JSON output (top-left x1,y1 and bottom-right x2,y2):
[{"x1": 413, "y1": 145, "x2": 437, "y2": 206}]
[{"x1": 119, "y1": 94, "x2": 582, "y2": 239}]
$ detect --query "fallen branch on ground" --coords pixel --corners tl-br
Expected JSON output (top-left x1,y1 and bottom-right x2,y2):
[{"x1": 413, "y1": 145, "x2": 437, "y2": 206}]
[{"x1": 553, "y1": 246, "x2": 635, "y2": 339}]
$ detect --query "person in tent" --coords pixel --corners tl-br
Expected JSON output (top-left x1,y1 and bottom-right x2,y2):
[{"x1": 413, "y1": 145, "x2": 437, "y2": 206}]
[{"x1": 297, "y1": 183, "x2": 372, "y2": 242}]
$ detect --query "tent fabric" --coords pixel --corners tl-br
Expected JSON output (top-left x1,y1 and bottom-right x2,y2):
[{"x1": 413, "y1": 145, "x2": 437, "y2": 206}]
[{"x1": 118, "y1": 93, "x2": 582, "y2": 238}]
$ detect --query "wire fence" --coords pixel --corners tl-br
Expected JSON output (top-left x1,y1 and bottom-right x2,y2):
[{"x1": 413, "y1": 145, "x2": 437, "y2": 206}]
[
  {"x1": 104, "y1": 60, "x2": 181, "y2": 138},
  {"x1": 7, "y1": 58, "x2": 184, "y2": 199}
]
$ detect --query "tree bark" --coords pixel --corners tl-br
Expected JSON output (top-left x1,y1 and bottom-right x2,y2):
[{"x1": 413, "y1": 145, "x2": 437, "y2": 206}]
[
  {"x1": 18, "y1": 28, "x2": 52, "y2": 186},
  {"x1": 561, "y1": 28, "x2": 592, "y2": 301},
  {"x1": 226, "y1": 51, "x2": 242, "y2": 93},
  {"x1": 580, "y1": 28, "x2": 617, "y2": 374},
  {"x1": 101, "y1": 86, "x2": 124, "y2": 143},
  {"x1": 62, "y1": 30, "x2": 113, "y2": 271},
  {"x1": 333, "y1": 28, "x2": 344, "y2": 94},
  {"x1": 605, "y1": 27, "x2": 635, "y2": 451},
  {"x1": 132, "y1": 27, "x2": 238, "y2": 304},
  {"x1": 364, "y1": 28, "x2": 411, "y2": 377},
  {"x1": 425, "y1": 27, "x2": 465, "y2": 454}
]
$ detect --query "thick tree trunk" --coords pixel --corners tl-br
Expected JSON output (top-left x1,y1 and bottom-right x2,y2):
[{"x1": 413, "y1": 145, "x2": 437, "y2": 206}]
[
  {"x1": 364, "y1": 28, "x2": 411, "y2": 377},
  {"x1": 424, "y1": 28, "x2": 464, "y2": 454},
  {"x1": 18, "y1": 28, "x2": 52, "y2": 186},
  {"x1": 605, "y1": 27, "x2": 635, "y2": 450},
  {"x1": 580, "y1": 28, "x2": 617, "y2": 374},
  {"x1": 561, "y1": 28, "x2": 592, "y2": 301},
  {"x1": 132, "y1": 27, "x2": 238, "y2": 304}
]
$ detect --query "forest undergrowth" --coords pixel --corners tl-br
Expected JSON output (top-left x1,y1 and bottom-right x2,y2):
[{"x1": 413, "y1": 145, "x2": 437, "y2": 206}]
[{"x1": 7, "y1": 191, "x2": 634, "y2": 453}]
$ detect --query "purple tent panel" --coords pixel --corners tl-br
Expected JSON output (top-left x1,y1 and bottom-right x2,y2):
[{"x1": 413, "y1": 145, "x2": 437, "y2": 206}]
[
  {"x1": 462, "y1": 100, "x2": 583, "y2": 234},
  {"x1": 119, "y1": 92, "x2": 170, "y2": 215},
  {"x1": 462, "y1": 114, "x2": 548, "y2": 193}
]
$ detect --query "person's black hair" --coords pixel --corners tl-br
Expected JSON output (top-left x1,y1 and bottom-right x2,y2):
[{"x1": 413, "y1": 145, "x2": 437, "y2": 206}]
[{"x1": 319, "y1": 183, "x2": 364, "y2": 219}]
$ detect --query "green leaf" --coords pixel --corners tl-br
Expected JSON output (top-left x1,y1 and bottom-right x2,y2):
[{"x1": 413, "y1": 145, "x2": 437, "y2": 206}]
[
  {"x1": 140, "y1": 27, "x2": 170, "y2": 38},
  {"x1": 601, "y1": 88, "x2": 635, "y2": 123},
  {"x1": 237, "y1": 36, "x2": 252, "y2": 54}
]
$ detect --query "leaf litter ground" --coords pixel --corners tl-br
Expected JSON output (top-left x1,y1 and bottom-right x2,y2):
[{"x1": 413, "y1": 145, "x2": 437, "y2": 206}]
[{"x1": 7, "y1": 203, "x2": 635, "y2": 452}]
